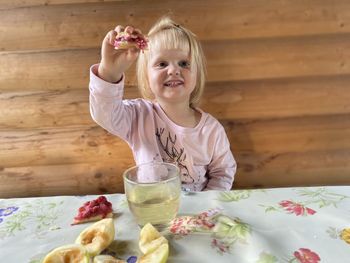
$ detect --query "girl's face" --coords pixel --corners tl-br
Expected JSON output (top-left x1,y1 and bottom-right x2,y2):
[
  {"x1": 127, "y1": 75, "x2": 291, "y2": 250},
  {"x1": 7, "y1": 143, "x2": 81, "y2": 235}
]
[{"x1": 147, "y1": 48, "x2": 197, "y2": 106}]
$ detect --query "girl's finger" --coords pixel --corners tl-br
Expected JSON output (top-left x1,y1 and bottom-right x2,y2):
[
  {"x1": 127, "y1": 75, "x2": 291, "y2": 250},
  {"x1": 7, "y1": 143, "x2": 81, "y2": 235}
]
[
  {"x1": 134, "y1": 28, "x2": 142, "y2": 35},
  {"x1": 106, "y1": 30, "x2": 118, "y2": 46},
  {"x1": 114, "y1": 25, "x2": 125, "y2": 33},
  {"x1": 124, "y1": 25, "x2": 135, "y2": 35}
]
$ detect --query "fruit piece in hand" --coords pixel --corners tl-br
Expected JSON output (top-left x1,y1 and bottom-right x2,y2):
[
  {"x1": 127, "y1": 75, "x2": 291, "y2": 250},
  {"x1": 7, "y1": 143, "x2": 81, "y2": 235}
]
[
  {"x1": 114, "y1": 32, "x2": 148, "y2": 51},
  {"x1": 72, "y1": 196, "x2": 113, "y2": 225},
  {"x1": 93, "y1": 254, "x2": 126, "y2": 263},
  {"x1": 42, "y1": 244, "x2": 89, "y2": 263},
  {"x1": 138, "y1": 243, "x2": 169, "y2": 263},
  {"x1": 75, "y1": 218, "x2": 115, "y2": 257}
]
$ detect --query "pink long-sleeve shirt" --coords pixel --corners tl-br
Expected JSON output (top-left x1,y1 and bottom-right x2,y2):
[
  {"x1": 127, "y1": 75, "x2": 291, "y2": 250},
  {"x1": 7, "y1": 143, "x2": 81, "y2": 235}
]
[{"x1": 89, "y1": 64, "x2": 236, "y2": 191}]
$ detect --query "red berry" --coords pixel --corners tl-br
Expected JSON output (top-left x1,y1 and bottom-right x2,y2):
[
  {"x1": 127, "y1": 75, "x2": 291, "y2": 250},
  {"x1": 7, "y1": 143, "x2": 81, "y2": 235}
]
[
  {"x1": 92, "y1": 206, "x2": 99, "y2": 213},
  {"x1": 97, "y1": 196, "x2": 106, "y2": 202},
  {"x1": 90, "y1": 200, "x2": 97, "y2": 207}
]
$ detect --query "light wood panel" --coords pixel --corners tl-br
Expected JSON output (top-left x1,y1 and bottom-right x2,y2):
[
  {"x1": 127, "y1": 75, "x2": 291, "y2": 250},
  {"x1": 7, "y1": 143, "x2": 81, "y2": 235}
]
[
  {"x1": 204, "y1": 35, "x2": 350, "y2": 81},
  {"x1": 1, "y1": 0, "x2": 350, "y2": 197},
  {"x1": 2, "y1": 114, "x2": 349, "y2": 168},
  {"x1": 0, "y1": 161, "x2": 130, "y2": 198},
  {"x1": 0, "y1": 89, "x2": 94, "y2": 129},
  {"x1": 0, "y1": 125, "x2": 133, "y2": 167},
  {"x1": 1, "y1": 149, "x2": 349, "y2": 198},
  {"x1": 203, "y1": 75, "x2": 350, "y2": 120},
  {"x1": 1, "y1": 0, "x2": 350, "y2": 50},
  {"x1": 233, "y1": 150, "x2": 350, "y2": 189},
  {"x1": 0, "y1": 49, "x2": 99, "y2": 91},
  {"x1": 225, "y1": 114, "x2": 350, "y2": 153},
  {"x1": 1, "y1": 34, "x2": 350, "y2": 91},
  {"x1": 2, "y1": 76, "x2": 350, "y2": 129},
  {"x1": 0, "y1": 0, "x2": 125, "y2": 10}
]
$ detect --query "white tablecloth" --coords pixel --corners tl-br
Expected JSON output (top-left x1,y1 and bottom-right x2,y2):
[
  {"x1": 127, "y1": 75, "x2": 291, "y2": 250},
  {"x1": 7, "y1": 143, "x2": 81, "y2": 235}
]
[{"x1": 0, "y1": 186, "x2": 349, "y2": 262}]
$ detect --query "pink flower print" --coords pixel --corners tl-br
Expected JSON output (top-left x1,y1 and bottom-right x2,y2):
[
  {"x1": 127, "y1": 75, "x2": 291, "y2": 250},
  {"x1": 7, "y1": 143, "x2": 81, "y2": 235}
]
[
  {"x1": 293, "y1": 248, "x2": 321, "y2": 263},
  {"x1": 211, "y1": 238, "x2": 230, "y2": 253},
  {"x1": 169, "y1": 209, "x2": 220, "y2": 235},
  {"x1": 305, "y1": 207, "x2": 316, "y2": 215},
  {"x1": 193, "y1": 211, "x2": 216, "y2": 229},
  {"x1": 169, "y1": 216, "x2": 195, "y2": 235},
  {"x1": 279, "y1": 200, "x2": 316, "y2": 216}
]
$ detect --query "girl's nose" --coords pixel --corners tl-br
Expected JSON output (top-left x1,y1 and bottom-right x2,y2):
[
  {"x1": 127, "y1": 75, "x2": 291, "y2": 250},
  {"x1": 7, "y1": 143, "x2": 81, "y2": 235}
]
[{"x1": 168, "y1": 64, "x2": 180, "y2": 76}]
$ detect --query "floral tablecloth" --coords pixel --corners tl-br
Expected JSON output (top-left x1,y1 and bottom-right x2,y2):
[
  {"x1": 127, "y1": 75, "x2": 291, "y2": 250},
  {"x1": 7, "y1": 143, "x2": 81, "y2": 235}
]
[{"x1": 0, "y1": 186, "x2": 349, "y2": 263}]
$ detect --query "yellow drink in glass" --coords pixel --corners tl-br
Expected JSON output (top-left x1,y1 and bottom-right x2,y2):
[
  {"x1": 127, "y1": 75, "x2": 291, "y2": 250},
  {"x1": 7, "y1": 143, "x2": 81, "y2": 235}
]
[{"x1": 123, "y1": 162, "x2": 181, "y2": 230}]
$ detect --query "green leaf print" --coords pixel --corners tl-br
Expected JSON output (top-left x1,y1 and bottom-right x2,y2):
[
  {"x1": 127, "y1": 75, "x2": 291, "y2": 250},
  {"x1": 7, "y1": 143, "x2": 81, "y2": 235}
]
[
  {"x1": 296, "y1": 188, "x2": 348, "y2": 208},
  {"x1": 262, "y1": 206, "x2": 278, "y2": 213},
  {"x1": 0, "y1": 199, "x2": 64, "y2": 240},
  {"x1": 218, "y1": 189, "x2": 267, "y2": 202},
  {"x1": 256, "y1": 252, "x2": 278, "y2": 263},
  {"x1": 213, "y1": 215, "x2": 250, "y2": 241},
  {"x1": 326, "y1": 227, "x2": 342, "y2": 239},
  {"x1": 218, "y1": 190, "x2": 252, "y2": 202},
  {"x1": 210, "y1": 215, "x2": 251, "y2": 254}
]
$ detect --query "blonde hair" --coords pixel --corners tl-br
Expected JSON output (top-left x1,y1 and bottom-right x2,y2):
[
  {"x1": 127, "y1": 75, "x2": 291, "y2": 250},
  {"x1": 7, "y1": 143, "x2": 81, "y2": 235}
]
[{"x1": 136, "y1": 16, "x2": 206, "y2": 107}]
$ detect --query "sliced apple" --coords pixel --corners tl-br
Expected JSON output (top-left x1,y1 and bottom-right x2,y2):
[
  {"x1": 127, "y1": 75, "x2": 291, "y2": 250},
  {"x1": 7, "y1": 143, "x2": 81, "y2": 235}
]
[
  {"x1": 93, "y1": 254, "x2": 126, "y2": 263},
  {"x1": 139, "y1": 223, "x2": 167, "y2": 255},
  {"x1": 42, "y1": 244, "x2": 89, "y2": 263},
  {"x1": 139, "y1": 235, "x2": 168, "y2": 255},
  {"x1": 138, "y1": 243, "x2": 169, "y2": 263},
  {"x1": 138, "y1": 223, "x2": 169, "y2": 263},
  {"x1": 75, "y1": 218, "x2": 115, "y2": 257}
]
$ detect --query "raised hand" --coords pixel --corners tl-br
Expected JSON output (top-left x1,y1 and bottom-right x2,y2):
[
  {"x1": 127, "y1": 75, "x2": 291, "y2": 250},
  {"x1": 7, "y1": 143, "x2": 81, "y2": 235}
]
[{"x1": 98, "y1": 25, "x2": 144, "y2": 83}]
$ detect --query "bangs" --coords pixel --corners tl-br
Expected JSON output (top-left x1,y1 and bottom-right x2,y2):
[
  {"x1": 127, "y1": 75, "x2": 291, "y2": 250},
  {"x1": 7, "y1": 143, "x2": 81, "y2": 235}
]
[
  {"x1": 137, "y1": 16, "x2": 206, "y2": 107},
  {"x1": 149, "y1": 28, "x2": 190, "y2": 54}
]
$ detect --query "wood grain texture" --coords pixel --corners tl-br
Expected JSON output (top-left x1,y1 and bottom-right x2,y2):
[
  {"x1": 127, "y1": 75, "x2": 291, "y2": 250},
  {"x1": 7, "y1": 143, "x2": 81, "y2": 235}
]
[
  {"x1": 1, "y1": 0, "x2": 350, "y2": 197},
  {"x1": 2, "y1": 149, "x2": 349, "y2": 198},
  {"x1": 2, "y1": 76, "x2": 350, "y2": 129},
  {"x1": 0, "y1": 161, "x2": 130, "y2": 198},
  {"x1": 0, "y1": 125, "x2": 133, "y2": 167},
  {"x1": 1, "y1": 114, "x2": 349, "y2": 172},
  {"x1": 233, "y1": 150, "x2": 350, "y2": 189},
  {"x1": 1, "y1": 34, "x2": 350, "y2": 91},
  {"x1": 0, "y1": 115, "x2": 350, "y2": 197},
  {"x1": 0, "y1": 0, "x2": 125, "y2": 10},
  {"x1": 1, "y1": 0, "x2": 350, "y2": 50},
  {"x1": 225, "y1": 114, "x2": 350, "y2": 153}
]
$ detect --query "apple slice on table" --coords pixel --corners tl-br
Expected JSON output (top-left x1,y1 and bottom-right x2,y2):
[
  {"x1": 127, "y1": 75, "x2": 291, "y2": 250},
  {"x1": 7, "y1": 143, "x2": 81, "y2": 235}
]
[
  {"x1": 138, "y1": 243, "x2": 169, "y2": 263},
  {"x1": 138, "y1": 223, "x2": 169, "y2": 263},
  {"x1": 139, "y1": 223, "x2": 168, "y2": 255},
  {"x1": 75, "y1": 218, "x2": 115, "y2": 257},
  {"x1": 42, "y1": 244, "x2": 89, "y2": 263},
  {"x1": 93, "y1": 254, "x2": 126, "y2": 263}
]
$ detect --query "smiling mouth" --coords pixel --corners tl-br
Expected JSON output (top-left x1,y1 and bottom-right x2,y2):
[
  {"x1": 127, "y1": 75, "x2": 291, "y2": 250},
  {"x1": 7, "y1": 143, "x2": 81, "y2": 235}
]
[{"x1": 164, "y1": 80, "x2": 184, "y2": 87}]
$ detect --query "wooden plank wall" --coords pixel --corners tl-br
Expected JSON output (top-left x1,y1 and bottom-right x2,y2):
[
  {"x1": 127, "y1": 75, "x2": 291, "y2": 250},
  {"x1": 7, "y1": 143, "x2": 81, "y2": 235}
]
[{"x1": 1, "y1": 0, "x2": 350, "y2": 198}]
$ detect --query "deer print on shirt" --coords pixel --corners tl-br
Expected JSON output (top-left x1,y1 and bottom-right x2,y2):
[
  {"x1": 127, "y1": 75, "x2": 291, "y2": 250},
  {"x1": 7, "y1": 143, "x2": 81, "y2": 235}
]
[{"x1": 155, "y1": 128, "x2": 194, "y2": 183}]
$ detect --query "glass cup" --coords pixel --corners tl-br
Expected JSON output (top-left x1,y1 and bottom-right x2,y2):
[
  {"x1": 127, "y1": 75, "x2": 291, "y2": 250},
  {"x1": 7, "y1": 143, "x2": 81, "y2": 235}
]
[{"x1": 123, "y1": 162, "x2": 181, "y2": 230}]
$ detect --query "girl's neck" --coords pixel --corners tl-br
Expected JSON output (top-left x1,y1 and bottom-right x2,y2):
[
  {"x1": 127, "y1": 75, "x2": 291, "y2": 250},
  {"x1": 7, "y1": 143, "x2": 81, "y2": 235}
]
[{"x1": 157, "y1": 101, "x2": 201, "y2": 128}]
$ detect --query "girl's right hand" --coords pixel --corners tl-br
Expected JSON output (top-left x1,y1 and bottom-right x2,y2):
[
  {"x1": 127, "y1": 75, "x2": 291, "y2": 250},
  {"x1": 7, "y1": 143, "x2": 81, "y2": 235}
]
[{"x1": 98, "y1": 25, "x2": 143, "y2": 83}]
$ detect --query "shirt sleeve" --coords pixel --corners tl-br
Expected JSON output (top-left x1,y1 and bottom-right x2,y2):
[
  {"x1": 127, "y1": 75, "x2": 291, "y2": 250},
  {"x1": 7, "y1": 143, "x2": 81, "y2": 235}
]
[
  {"x1": 205, "y1": 125, "x2": 237, "y2": 190},
  {"x1": 89, "y1": 64, "x2": 134, "y2": 143}
]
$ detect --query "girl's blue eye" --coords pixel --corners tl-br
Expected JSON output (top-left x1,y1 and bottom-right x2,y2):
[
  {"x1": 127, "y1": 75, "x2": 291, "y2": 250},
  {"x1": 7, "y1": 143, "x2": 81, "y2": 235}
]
[{"x1": 179, "y1": 60, "x2": 190, "y2": 68}]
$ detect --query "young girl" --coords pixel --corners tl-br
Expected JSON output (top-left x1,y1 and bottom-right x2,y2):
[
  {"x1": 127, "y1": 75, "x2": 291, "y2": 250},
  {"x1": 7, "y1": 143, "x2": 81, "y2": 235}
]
[{"x1": 89, "y1": 17, "x2": 236, "y2": 191}]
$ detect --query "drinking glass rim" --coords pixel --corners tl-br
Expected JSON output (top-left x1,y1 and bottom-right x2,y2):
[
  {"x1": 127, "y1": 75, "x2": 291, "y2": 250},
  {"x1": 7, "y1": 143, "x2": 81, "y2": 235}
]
[{"x1": 123, "y1": 161, "x2": 180, "y2": 185}]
